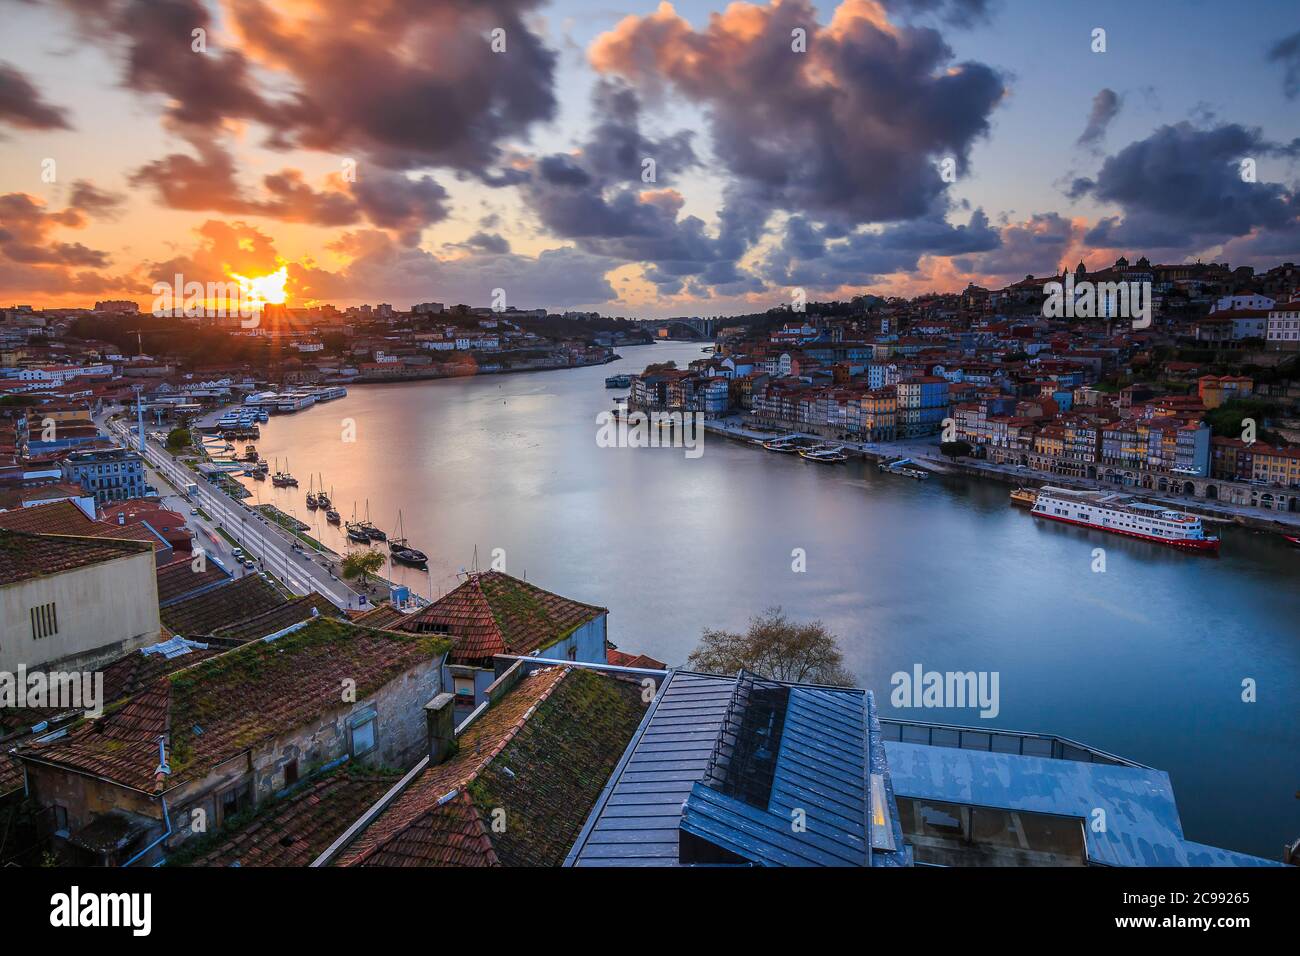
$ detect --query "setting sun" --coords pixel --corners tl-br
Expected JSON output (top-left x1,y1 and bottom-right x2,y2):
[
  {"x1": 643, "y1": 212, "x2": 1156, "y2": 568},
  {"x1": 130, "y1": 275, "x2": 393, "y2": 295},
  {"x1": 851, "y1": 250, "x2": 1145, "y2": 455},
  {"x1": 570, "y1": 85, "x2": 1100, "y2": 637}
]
[{"x1": 228, "y1": 266, "x2": 289, "y2": 310}]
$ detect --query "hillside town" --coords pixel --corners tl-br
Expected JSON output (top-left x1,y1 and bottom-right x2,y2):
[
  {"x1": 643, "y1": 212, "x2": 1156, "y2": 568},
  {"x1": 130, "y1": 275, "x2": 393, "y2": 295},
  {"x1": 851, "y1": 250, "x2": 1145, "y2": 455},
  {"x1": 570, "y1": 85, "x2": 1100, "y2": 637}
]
[{"x1": 628, "y1": 258, "x2": 1300, "y2": 522}]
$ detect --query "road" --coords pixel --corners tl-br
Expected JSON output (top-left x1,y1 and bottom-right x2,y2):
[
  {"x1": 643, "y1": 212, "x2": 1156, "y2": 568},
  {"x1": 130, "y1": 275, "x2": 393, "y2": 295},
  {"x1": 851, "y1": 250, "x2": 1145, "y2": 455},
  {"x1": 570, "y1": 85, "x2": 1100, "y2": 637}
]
[{"x1": 100, "y1": 410, "x2": 368, "y2": 609}]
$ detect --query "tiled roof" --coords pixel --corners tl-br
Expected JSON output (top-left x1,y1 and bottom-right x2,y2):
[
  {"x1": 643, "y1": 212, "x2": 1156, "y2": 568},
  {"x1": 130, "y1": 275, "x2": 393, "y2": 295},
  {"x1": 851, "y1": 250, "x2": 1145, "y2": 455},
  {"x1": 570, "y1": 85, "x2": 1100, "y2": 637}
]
[
  {"x1": 0, "y1": 499, "x2": 95, "y2": 534},
  {"x1": 172, "y1": 768, "x2": 401, "y2": 867},
  {"x1": 398, "y1": 571, "x2": 606, "y2": 664},
  {"x1": 607, "y1": 648, "x2": 668, "y2": 670},
  {"x1": 350, "y1": 604, "x2": 409, "y2": 629},
  {"x1": 155, "y1": 555, "x2": 232, "y2": 607},
  {"x1": 338, "y1": 665, "x2": 646, "y2": 867},
  {"x1": 0, "y1": 530, "x2": 151, "y2": 587},
  {"x1": 210, "y1": 593, "x2": 344, "y2": 644},
  {"x1": 160, "y1": 573, "x2": 283, "y2": 636},
  {"x1": 21, "y1": 618, "x2": 451, "y2": 792}
]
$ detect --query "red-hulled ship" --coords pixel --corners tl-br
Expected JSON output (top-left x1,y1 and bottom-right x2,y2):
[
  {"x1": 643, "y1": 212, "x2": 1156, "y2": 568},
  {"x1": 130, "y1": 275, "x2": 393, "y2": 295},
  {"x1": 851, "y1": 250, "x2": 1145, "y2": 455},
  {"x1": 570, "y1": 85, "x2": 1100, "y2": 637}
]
[{"x1": 1030, "y1": 486, "x2": 1219, "y2": 553}]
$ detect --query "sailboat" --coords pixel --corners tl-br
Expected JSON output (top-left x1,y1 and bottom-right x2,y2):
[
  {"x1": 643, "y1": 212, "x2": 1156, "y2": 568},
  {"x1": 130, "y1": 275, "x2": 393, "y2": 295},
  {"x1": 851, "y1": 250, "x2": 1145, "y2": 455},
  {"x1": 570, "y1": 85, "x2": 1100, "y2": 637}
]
[
  {"x1": 345, "y1": 503, "x2": 370, "y2": 543},
  {"x1": 272, "y1": 457, "x2": 298, "y2": 487},
  {"x1": 361, "y1": 500, "x2": 386, "y2": 541},
  {"x1": 315, "y1": 475, "x2": 331, "y2": 510},
  {"x1": 388, "y1": 511, "x2": 427, "y2": 566},
  {"x1": 305, "y1": 474, "x2": 319, "y2": 509}
]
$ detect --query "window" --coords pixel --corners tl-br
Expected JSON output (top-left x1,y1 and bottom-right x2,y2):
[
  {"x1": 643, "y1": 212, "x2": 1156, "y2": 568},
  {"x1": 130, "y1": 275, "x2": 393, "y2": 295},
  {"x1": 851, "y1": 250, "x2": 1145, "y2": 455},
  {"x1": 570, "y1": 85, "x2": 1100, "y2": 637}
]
[
  {"x1": 218, "y1": 782, "x2": 251, "y2": 825},
  {"x1": 52, "y1": 804, "x2": 69, "y2": 835},
  {"x1": 566, "y1": 644, "x2": 578, "y2": 661},
  {"x1": 452, "y1": 676, "x2": 475, "y2": 700},
  {"x1": 283, "y1": 758, "x2": 299, "y2": 786},
  {"x1": 350, "y1": 716, "x2": 376, "y2": 757},
  {"x1": 30, "y1": 602, "x2": 58, "y2": 640}
]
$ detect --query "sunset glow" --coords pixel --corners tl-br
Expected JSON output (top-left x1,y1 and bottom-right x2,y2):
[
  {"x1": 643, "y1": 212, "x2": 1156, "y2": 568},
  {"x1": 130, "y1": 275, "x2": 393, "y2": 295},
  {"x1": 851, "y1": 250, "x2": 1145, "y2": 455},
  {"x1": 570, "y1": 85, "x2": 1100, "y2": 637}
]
[{"x1": 227, "y1": 267, "x2": 289, "y2": 311}]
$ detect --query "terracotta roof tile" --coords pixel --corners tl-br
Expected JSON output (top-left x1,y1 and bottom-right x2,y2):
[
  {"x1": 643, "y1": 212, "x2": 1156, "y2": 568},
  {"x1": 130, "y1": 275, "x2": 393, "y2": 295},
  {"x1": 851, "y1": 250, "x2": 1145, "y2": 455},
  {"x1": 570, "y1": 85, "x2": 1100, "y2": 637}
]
[
  {"x1": 21, "y1": 618, "x2": 451, "y2": 792},
  {"x1": 0, "y1": 530, "x2": 151, "y2": 587},
  {"x1": 210, "y1": 593, "x2": 344, "y2": 644},
  {"x1": 339, "y1": 665, "x2": 647, "y2": 867},
  {"x1": 399, "y1": 571, "x2": 605, "y2": 665},
  {"x1": 160, "y1": 573, "x2": 283, "y2": 635},
  {"x1": 0, "y1": 499, "x2": 95, "y2": 534},
  {"x1": 155, "y1": 555, "x2": 232, "y2": 606}
]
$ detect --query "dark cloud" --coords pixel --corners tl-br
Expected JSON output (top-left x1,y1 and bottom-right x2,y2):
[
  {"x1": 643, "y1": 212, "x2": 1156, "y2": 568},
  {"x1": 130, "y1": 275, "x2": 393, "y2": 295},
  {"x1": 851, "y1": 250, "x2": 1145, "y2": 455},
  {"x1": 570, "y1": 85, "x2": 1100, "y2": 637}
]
[
  {"x1": 0, "y1": 61, "x2": 71, "y2": 131},
  {"x1": 1075, "y1": 122, "x2": 1300, "y2": 252},
  {"x1": 1268, "y1": 30, "x2": 1300, "y2": 100},
  {"x1": 44, "y1": 0, "x2": 558, "y2": 174},
  {"x1": 591, "y1": 0, "x2": 1004, "y2": 226},
  {"x1": 462, "y1": 231, "x2": 511, "y2": 254},
  {"x1": 0, "y1": 192, "x2": 108, "y2": 267},
  {"x1": 951, "y1": 212, "x2": 1076, "y2": 279},
  {"x1": 68, "y1": 180, "x2": 126, "y2": 218},
  {"x1": 130, "y1": 137, "x2": 449, "y2": 242},
  {"x1": 1077, "y1": 88, "x2": 1121, "y2": 151}
]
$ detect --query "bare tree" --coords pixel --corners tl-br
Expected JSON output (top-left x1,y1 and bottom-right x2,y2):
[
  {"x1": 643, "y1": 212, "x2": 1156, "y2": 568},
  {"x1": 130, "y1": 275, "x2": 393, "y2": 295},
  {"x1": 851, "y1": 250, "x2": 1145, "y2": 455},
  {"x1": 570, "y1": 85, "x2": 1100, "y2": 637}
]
[{"x1": 687, "y1": 606, "x2": 855, "y2": 686}]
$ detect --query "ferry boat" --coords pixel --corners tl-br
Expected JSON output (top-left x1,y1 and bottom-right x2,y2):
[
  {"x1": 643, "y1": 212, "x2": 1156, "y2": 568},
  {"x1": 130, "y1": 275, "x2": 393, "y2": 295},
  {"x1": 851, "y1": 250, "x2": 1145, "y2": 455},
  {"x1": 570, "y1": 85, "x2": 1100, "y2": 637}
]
[
  {"x1": 605, "y1": 374, "x2": 632, "y2": 389},
  {"x1": 1030, "y1": 486, "x2": 1219, "y2": 553},
  {"x1": 1009, "y1": 487, "x2": 1038, "y2": 508},
  {"x1": 762, "y1": 435, "x2": 817, "y2": 454},
  {"x1": 799, "y1": 444, "x2": 848, "y2": 463},
  {"x1": 878, "y1": 458, "x2": 930, "y2": 480}
]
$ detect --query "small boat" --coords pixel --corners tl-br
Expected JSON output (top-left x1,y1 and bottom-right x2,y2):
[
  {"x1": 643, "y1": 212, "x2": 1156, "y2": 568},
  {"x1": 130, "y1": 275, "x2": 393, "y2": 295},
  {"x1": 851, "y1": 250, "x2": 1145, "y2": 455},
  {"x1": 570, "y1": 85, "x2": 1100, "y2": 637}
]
[
  {"x1": 1010, "y1": 487, "x2": 1038, "y2": 508},
  {"x1": 243, "y1": 444, "x2": 258, "y2": 461},
  {"x1": 361, "y1": 501, "x2": 386, "y2": 540},
  {"x1": 1284, "y1": 535, "x2": 1300, "y2": 548},
  {"x1": 605, "y1": 374, "x2": 632, "y2": 389},
  {"x1": 799, "y1": 444, "x2": 848, "y2": 463},
  {"x1": 316, "y1": 476, "x2": 331, "y2": 510},
  {"x1": 305, "y1": 474, "x2": 319, "y2": 510},
  {"x1": 389, "y1": 511, "x2": 428, "y2": 566},
  {"x1": 762, "y1": 436, "x2": 812, "y2": 454},
  {"x1": 325, "y1": 509, "x2": 341, "y2": 524},
  {"x1": 346, "y1": 524, "x2": 371, "y2": 543}
]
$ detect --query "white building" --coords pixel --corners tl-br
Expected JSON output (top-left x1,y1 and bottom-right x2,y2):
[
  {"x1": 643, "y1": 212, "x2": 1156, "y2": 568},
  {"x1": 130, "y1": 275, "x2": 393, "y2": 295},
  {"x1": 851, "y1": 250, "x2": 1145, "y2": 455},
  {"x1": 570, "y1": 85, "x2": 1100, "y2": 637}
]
[{"x1": 1266, "y1": 301, "x2": 1300, "y2": 350}]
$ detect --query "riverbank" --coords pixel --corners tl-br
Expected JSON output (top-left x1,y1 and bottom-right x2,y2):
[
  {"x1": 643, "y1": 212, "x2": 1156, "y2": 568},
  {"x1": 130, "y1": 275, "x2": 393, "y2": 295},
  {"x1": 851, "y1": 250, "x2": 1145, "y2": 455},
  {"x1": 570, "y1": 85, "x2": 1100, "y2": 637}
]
[{"x1": 703, "y1": 416, "x2": 1300, "y2": 533}]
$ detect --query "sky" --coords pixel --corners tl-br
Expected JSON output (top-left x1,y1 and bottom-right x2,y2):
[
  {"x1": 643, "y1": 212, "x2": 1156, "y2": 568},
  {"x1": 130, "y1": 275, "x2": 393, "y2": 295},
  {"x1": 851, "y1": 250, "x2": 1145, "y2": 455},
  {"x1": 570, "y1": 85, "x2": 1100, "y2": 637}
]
[{"x1": 1, "y1": 0, "x2": 1299, "y2": 318}]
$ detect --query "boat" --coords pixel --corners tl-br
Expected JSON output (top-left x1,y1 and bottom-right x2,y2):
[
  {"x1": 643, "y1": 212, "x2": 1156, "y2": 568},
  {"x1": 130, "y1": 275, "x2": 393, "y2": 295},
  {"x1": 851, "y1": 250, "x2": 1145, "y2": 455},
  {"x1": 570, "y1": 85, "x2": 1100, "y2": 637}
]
[
  {"x1": 360, "y1": 501, "x2": 386, "y2": 541},
  {"x1": 271, "y1": 457, "x2": 299, "y2": 487},
  {"x1": 325, "y1": 509, "x2": 341, "y2": 524},
  {"x1": 1010, "y1": 487, "x2": 1039, "y2": 508},
  {"x1": 345, "y1": 504, "x2": 371, "y2": 543},
  {"x1": 1029, "y1": 486, "x2": 1219, "y2": 553},
  {"x1": 243, "y1": 444, "x2": 258, "y2": 461},
  {"x1": 1283, "y1": 535, "x2": 1300, "y2": 548},
  {"x1": 305, "y1": 475, "x2": 319, "y2": 510},
  {"x1": 878, "y1": 457, "x2": 930, "y2": 480},
  {"x1": 388, "y1": 511, "x2": 428, "y2": 566},
  {"x1": 605, "y1": 374, "x2": 632, "y2": 389},
  {"x1": 799, "y1": 444, "x2": 848, "y2": 463},
  {"x1": 762, "y1": 435, "x2": 818, "y2": 454},
  {"x1": 316, "y1": 476, "x2": 331, "y2": 510}
]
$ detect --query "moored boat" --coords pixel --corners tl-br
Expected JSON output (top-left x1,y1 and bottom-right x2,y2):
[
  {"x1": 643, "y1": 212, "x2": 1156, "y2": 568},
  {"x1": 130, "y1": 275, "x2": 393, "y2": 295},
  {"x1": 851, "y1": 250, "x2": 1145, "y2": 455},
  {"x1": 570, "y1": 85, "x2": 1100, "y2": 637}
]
[
  {"x1": 325, "y1": 509, "x2": 341, "y2": 524},
  {"x1": 799, "y1": 444, "x2": 848, "y2": 463},
  {"x1": 1283, "y1": 534, "x2": 1300, "y2": 548},
  {"x1": 1010, "y1": 487, "x2": 1038, "y2": 508},
  {"x1": 1029, "y1": 486, "x2": 1219, "y2": 553},
  {"x1": 388, "y1": 510, "x2": 427, "y2": 565}
]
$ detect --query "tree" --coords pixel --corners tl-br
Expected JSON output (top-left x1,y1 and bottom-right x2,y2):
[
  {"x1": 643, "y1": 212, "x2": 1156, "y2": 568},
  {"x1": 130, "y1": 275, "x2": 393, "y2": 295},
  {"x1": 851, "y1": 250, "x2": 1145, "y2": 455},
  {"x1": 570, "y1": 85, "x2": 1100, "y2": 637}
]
[
  {"x1": 341, "y1": 550, "x2": 385, "y2": 589},
  {"x1": 687, "y1": 607, "x2": 855, "y2": 686},
  {"x1": 940, "y1": 439, "x2": 974, "y2": 459},
  {"x1": 166, "y1": 427, "x2": 191, "y2": 452}
]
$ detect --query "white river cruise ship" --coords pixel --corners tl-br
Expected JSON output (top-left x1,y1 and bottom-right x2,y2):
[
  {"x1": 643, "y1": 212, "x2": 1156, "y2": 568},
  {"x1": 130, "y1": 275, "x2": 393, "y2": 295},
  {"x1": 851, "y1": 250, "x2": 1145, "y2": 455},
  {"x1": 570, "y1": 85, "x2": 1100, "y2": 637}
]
[{"x1": 1029, "y1": 486, "x2": 1219, "y2": 553}]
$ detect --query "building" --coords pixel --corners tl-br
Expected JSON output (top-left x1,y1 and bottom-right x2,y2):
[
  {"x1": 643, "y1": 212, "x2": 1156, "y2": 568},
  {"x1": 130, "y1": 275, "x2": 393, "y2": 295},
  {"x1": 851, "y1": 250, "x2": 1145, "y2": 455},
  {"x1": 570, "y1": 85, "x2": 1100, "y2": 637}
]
[
  {"x1": 395, "y1": 570, "x2": 608, "y2": 716},
  {"x1": 60, "y1": 448, "x2": 147, "y2": 504},
  {"x1": 16, "y1": 618, "x2": 451, "y2": 866},
  {"x1": 0, "y1": 529, "x2": 160, "y2": 673},
  {"x1": 1197, "y1": 375, "x2": 1253, "y2": 409},
  {"x1": 1266, "y1": 300, "x2": 1300, "y2": 350},
  {"x1": 896, "y1": 376, "x2": 950, "y2": 437}
]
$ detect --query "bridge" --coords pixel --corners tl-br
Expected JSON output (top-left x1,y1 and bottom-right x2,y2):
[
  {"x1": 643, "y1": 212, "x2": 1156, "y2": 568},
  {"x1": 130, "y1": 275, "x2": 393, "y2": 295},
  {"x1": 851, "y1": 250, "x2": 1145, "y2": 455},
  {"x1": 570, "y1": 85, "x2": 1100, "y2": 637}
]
[{"x1": 628, "y1": 316, "x2": 717, "y2": 339}]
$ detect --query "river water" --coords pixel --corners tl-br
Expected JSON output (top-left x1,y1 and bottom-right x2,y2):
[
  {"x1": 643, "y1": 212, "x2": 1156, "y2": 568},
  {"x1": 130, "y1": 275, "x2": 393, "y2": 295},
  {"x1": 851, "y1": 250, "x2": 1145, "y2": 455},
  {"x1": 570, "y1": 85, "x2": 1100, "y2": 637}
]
[{"x1": 236, "y1": 342, "x2": 1300, "y2": 859}]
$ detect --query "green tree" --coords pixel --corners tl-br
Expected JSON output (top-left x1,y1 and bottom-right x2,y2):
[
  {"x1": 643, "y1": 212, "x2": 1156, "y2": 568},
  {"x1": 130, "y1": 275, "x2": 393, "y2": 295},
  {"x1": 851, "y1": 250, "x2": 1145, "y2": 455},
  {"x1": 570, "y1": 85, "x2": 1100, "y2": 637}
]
[
  {"x1": 341, "y1": 550, "x2": 385, "y2": 589},
  {"x1": 166, "y1": 427, "x2": 191, "y2": 452},
  {"x1": 940, "y1": 439, "x2": 974, "y2": 459},
  {"x1": 687, "y1": 606, "x2": 855, "y2": 686}
]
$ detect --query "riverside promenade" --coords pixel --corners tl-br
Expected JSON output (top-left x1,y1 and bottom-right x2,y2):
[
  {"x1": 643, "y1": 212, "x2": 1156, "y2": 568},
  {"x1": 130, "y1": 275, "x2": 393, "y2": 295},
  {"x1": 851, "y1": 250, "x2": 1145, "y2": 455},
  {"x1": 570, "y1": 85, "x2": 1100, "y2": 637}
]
[{"x1": 703, "y1": 415, "x2": 1300, "y2": 533}]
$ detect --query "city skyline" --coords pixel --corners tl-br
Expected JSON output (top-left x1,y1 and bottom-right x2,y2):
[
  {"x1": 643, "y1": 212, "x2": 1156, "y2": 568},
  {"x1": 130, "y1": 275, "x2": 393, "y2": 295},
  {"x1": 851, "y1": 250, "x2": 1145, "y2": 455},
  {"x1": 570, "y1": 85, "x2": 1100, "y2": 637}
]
[{"x1": 2, "y1": 1, "x2": 1300, "y2": 317}]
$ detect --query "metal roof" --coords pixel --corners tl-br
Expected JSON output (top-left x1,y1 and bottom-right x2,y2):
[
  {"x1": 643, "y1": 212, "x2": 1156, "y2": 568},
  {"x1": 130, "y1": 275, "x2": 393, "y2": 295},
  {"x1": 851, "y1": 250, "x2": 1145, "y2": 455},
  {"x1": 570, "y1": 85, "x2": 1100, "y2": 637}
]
[
  {"x1": 567, "y1": 670, "x2": 905, "y2": 868},
  {"x1": 884, "y1": 741, "x2": 1282, "y2": 867}
]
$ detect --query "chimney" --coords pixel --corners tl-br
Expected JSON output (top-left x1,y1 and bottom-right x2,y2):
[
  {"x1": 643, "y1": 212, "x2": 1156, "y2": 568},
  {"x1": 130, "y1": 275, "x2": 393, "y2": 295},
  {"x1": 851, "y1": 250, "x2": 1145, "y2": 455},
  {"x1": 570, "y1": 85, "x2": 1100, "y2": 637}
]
[{"x1": 424, "y1": 692, "x2": 455, "y2": 764}]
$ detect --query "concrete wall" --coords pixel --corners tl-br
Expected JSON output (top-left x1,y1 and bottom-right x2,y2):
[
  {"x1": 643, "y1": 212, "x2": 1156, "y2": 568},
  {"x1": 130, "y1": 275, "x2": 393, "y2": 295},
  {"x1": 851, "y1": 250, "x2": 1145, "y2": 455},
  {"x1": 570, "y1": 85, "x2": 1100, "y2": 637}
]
[
  {"x1": 0, "y1": 551, "x2": 160, "y2": 673},
  {"x1": 534, "y1": 614, "x2": 607, "y2": 666}
]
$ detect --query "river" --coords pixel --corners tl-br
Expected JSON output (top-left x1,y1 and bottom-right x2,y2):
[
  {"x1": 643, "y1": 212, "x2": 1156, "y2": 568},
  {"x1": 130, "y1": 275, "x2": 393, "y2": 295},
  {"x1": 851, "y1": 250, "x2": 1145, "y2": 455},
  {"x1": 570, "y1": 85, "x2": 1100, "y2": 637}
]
[{"x1": 236, "y1": 342, "x2": 1300, "y2": 859}]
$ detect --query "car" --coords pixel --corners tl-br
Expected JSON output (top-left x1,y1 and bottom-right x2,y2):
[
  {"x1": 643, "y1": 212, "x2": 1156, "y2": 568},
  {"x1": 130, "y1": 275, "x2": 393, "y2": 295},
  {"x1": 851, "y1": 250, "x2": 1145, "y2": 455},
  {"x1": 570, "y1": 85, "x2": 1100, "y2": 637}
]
[
  {"x1": 243, "y1": 559, "x2": 256, "y2": 570},
  {"x1": 190, "y1": 508, "x2": 199, "y2": 515},
  {"x1": 231, "y1": 547, "x2": 244, "y2": 558}
]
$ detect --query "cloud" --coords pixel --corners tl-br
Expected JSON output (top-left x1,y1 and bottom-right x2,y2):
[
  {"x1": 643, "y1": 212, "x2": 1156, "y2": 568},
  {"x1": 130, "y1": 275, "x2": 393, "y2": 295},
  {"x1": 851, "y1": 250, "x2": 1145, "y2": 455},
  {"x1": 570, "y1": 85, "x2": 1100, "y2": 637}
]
[
  {"x1": 130, "y1": 137, "x2": 449, "y2": 243},
  {"x1": 1077, "y1": 88, "x2": 1121, "y2": 151},
  {"x1": 1073, "y1": 121, "x2": 1300, "y2": 252},
  {"x1": 590, "y1": 0, "x2": 1005, "y2": 226},
  {"x1": 0, "y1": 61, "x2": 72, "y2": 131},
  {"x1": 0, "y1": 191, "x2": 141, "y2": 298},
  {"x1": 879, "y1": 0, "x2": 996, "y2": 28},
  {"x1": 46, "y1": 0, "x2": 559, "y2": 175},
  {"x1": 1268, "y1": 30, "x2": 1300, "y2": 100}
]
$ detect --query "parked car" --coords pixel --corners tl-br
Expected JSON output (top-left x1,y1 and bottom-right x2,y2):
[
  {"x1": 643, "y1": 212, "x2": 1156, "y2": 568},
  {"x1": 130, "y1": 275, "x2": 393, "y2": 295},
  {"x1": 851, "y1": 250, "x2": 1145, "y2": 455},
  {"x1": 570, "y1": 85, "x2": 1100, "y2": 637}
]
[{"x1": 243, "y1": 559, "x2": 255, "y2": 570}]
